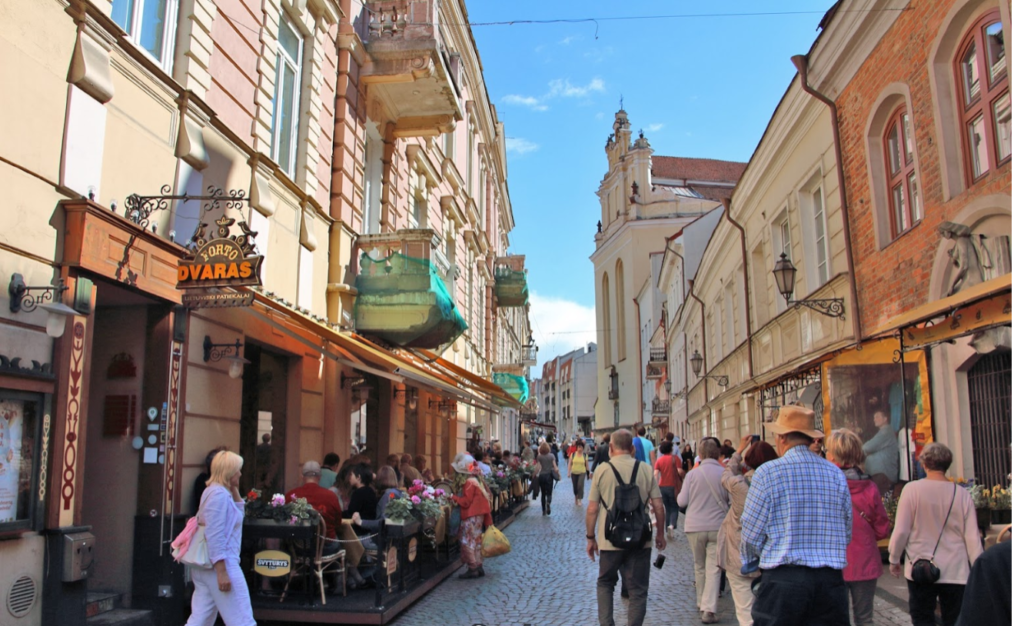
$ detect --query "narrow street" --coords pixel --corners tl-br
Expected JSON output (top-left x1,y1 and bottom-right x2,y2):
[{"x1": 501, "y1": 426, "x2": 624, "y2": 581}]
[{"x1": 389, "y1": 458, "x2": 914, "y2": 626}]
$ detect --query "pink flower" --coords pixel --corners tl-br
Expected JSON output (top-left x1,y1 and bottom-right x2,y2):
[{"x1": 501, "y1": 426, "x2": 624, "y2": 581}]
[
  {"x1": 288, "y1": 515, "x2": 298, "y2": 525},
  {"x1": 413, "y1": 479, "x2": 423, "y2": 487},
  {"x1": 411, "y1": 495, "x2": 421, "y2": 505},
  {"x1": 436, "y1": 489, "x2": 445, "y2": 496},
  {"x1": 271, "y1": 494, "x2": 286, "y2": 507}
]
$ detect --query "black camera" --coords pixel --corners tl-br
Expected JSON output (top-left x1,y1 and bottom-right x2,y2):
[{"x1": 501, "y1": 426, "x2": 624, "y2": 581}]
[{"x1": 653, "y1": 554, "x2": 666, "y2": 569}]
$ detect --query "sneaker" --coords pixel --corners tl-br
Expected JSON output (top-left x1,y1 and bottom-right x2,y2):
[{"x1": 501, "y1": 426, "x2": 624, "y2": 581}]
[
  {"x1": 666, "y1": 526, "x2": 674, "y2": 540},
  {"x1": 701, "y1": 611, "x2": 719, "y2": 624}
]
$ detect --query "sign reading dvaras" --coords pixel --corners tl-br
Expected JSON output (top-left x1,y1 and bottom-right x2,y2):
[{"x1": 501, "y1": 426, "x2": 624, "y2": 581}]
[{"x1": 177, "y1": 215, "x2": 263, "y2": 307}]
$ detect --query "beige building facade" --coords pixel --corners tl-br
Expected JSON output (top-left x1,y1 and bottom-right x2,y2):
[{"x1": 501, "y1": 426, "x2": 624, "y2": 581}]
[{"x1": 0, "y1": 0, "x2": 530, "y2": 623}]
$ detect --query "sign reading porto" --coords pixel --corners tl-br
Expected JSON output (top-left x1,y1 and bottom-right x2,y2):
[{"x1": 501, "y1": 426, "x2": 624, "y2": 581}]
[{"x1": 177, "y1": 215, "x2": 263, "y2": 308}]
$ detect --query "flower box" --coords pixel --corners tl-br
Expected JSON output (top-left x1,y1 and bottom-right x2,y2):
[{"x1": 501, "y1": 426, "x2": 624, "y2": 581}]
[{"x1": 384, "y1": 520, "x2": 421, "y2": 539}]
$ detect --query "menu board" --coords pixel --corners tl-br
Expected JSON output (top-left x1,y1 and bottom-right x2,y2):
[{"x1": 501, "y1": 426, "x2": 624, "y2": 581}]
[{"x1": 0, "y1": 399, "x2": 25, "y2": 523}]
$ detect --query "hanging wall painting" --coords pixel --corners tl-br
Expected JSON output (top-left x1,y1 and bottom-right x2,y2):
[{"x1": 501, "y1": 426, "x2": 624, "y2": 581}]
[
  {"x1": 821, "y1": 337, "x2": 933, "y2": 485},
  {"x1": 0, "y1": 399, "x2": 26, "y2": 523}
]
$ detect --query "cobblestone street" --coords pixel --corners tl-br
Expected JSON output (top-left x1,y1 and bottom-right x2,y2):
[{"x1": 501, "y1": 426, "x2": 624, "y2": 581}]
[{"x1": 390, "y1": 459, "x2": 914, "y2": 626}]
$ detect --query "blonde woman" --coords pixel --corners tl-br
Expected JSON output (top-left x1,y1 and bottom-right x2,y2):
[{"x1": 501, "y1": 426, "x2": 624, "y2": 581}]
[
  {"x1": 826, "y1": 429, "x2": 892, "y2": 626},
  {"x1": 186, "y1": 450, "x2": 255, "y2": 626}
]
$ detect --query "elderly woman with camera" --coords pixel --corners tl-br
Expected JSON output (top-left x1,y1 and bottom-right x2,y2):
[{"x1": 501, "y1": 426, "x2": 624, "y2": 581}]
[{"x1": 888, "y1": 442, "x2": 982, "y2": 626}]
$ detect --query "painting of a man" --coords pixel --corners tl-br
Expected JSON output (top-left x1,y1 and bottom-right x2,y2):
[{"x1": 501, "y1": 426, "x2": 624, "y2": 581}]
[{"x1": 863, "y1": 410, "x2": 899, "y2": 494}]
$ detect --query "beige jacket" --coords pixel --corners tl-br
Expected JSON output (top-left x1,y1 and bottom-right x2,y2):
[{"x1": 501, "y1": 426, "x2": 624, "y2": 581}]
[{"x1": 718, "y1": 451, "x2": 759, "y2": 577}]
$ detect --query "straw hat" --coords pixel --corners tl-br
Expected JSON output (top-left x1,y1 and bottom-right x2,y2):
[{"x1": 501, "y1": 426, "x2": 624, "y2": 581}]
[
  {"x1": 764, "y1": 405, "x2": 824, "y2": 439},
  {"x1": 451, "y1": 454, "x2": 482, "y2": 475}
]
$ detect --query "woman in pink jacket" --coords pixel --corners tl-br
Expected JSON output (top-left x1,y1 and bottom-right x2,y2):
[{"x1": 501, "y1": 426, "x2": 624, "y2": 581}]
[{"x1": 826, "y1": 429, "x2": 892, "y2": 626}]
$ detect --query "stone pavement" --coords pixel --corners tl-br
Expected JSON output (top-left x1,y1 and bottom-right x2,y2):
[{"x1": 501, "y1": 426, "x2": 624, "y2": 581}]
[{"x1": 390, "y1": 457, "x2": 914, "y2": 626}]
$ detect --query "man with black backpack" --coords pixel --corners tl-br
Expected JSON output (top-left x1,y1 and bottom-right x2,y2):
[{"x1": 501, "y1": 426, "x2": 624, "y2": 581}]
[{"x1": 586, "y1": 429, "x2": 667, "y2": 626}]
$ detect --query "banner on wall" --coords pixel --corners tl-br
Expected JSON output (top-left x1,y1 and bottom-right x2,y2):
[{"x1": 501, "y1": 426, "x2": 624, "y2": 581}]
[{"x1": 821, "y1": 337, "x2": 933, "y2": 483}]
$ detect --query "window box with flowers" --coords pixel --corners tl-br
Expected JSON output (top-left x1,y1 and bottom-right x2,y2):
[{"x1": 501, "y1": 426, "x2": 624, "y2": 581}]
[
  {"x1": 991, "y1": 484, "x2": 1011, "y2": 525},
  {"x1": 243, "y1": 490, "x2": 319, "y2": 526},
  {"x1": 969, "y1": 482, "x2": 994, "y2": 529}
]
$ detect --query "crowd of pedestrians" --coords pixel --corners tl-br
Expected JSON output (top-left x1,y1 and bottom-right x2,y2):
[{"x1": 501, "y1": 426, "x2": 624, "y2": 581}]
[{"x1": 577, "y1": 405, "x2": 1003, "y2": 626}]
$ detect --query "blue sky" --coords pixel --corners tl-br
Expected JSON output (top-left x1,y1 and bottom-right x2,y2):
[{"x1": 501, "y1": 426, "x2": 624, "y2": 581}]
[{"x1": 463, "y1": 1, "x2": 836, "y2": 371}]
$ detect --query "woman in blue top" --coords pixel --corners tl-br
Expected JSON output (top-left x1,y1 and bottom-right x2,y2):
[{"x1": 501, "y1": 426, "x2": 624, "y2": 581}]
[{"x1": 186, "y1": 450, "x2": 255, "y2": 626}]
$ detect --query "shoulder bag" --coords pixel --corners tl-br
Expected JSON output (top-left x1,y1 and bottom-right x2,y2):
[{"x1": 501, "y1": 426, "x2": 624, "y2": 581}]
[
  {"x1": 172, "y1": 488, "x2": 215, "y2": 569},
  {"x1": 909, "y1": 483, "x2": 956, "y2": 584}
]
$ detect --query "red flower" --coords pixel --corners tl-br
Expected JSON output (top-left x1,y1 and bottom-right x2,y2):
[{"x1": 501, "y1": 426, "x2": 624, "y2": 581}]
[
  {"x1": 389, "y1": 492, "x2": 396, "y2": 499},
  {"x1": 246, "y1": 490, "x2": 258, "y2": 501}
]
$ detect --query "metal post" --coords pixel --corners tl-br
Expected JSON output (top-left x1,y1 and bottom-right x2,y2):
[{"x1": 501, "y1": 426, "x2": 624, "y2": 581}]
[{"x1": 897, "y1": 331, "x2": 914, "y2": 483}]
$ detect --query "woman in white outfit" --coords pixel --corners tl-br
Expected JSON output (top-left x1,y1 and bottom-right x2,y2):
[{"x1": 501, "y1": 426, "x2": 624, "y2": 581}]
[{"x1": 186, "y1": 450, "x2": 256, "y2": 626}]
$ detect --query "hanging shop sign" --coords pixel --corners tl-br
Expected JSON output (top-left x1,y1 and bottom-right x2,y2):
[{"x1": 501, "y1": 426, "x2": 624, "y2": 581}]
[
  {"x1": 253, "y1": 550, "x2": 292, "y2": 577},
  {"x1": 177, "y1": 215, "x2": 263, "y2": 308}
]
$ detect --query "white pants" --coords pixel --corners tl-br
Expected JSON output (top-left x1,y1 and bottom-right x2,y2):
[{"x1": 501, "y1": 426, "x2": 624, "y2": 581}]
[
  {"x1": 686, "y1": 530, "x2": 721, "y2": 613},
  {"x1": 185, "y1": 562, "x2": 256, "y2": 626},
  {"x1": 726, "y1": 570, "x2": 755, "y2": 626}
]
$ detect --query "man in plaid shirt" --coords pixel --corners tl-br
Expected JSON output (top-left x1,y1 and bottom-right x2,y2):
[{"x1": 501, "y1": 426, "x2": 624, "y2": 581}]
[{"x1": 740, "y1": 405, "x2": 853, "y2": 625}]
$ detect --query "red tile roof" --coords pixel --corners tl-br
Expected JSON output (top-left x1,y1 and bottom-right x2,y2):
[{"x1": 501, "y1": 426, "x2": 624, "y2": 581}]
[{"x1": 651, "y1": 156, "x2": 747, "y2": 184}]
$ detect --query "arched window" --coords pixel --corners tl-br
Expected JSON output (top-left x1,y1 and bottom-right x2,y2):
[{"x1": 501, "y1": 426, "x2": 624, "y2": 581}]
[
  {"x1": 883, "y1": 106, "x2": 921, "y2": 237},
  {"x1": 615, "y1": 260, "x2": 626, "y2": 361},
  {"x1": 955, "y1": 10, "x2": 1010, "y2": 184},
  {"x1": 602, "y1": 273, "x2": 611, "y2": 367}
]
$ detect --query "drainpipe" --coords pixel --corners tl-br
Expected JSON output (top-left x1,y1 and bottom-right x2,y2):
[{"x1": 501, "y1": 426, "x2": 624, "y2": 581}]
[
  {"x1": 633, "y1": 298, "x2": 644, "y2": 425},
  {"x1": 688, "y1": 281, "x2": 710, "y2": 409},
  {"x1": 791, "y1": 55, "x2": 862, "y2": 346},
  {"x1": 721, "y1": 198, "x2": 754, "y2": 381}
]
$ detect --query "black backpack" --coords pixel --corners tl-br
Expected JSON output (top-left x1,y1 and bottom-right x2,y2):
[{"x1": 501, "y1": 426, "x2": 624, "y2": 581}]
[{"x1": 600, "y1": 461, "x2": 652, "y2": 550}]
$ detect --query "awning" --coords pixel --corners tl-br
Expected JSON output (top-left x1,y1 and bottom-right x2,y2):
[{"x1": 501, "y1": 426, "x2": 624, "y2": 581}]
[
  {"x1": 873, "y1": 273, "x2": 1012, "y2": 335},
  {"x1": 408, "y1": 349, "x2": 522, "y2": 409},
  {"x1": 247, "y1": 290, "x2": 501, "y2": 412}
]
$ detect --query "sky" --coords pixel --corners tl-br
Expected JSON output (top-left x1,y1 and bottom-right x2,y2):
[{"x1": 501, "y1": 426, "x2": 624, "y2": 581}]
[{"x1": 462, "y1": 1, "x2": 837, "y2": 374}]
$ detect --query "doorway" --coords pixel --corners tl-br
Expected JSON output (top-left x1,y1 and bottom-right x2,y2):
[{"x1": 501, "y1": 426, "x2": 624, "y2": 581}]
[
  {"x1": 968, "y1": 350, "x2": 1012, "y2": 488},
  {"x1": 239, "y1": 344, "x2": 289, "y2": 496}
]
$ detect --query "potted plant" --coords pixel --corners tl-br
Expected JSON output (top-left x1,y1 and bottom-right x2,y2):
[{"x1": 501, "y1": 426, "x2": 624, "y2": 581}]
[
  {"x1": 244, "y1": 489, "x2": 319, "y2": 525},
  {"x1": 968, "y1": 483, "x2": 993, "y2": 530},
  {"x1": 991, "y1": 484, "x2": 1011, "y2": 525}
]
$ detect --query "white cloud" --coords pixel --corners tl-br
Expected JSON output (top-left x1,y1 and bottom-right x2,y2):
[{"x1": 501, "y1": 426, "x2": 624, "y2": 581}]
[
  {"x1": 501, "y1": 94, "x2": 548, "y2": 111},
  {"x1": 548, "y1": 77, "x2": 605, "y2": 98},
  {"x1": 648, "y1": 123, "x2": 664, "y2": 132},
  {"x1": 505, "y1": 137, "x2": 539, "y2": 155},
  {"x1": 529, "y1": 293, "x2": 597, "y2": 372},
  {"x1": 502, "y1": 76, "x2": 605, "y2": 113},
  {"x1": 559, "y1": 35, "x2": 580, "y2": 45}
]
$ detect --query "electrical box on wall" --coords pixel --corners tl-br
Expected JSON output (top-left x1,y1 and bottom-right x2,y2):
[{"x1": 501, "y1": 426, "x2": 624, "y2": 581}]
[{"x1": 61, "y1": 532, "x2": 94, "y2": 582}]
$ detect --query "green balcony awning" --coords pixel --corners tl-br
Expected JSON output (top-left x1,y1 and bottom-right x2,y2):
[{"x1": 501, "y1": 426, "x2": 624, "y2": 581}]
[
  {"x1": 492, "y1": 372, "x2": 529, "y2": 404},
  {"x1": 355, "y1": 252, "x2": 467, "y2": 349}
]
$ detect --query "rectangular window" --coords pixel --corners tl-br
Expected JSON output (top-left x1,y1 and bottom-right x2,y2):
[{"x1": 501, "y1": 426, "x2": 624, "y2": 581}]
[
  {"x1": 271, "y1": 15, "x2": 303, "y2": 177},
  {"x1": 812, "y1": 186, "x2": 829, "y2": 287},
  {"x1": 967, "y1": 114, "x2": 990, "y2": 178},
  {"x1": 993, "y1": 93, "x2": 1011, "y2": 161},
  {"x1": 0, "y1": 391, "x2": 46, "y2": 533},
  {"x1": 111, "y1": 0, "x2": 178, "y2": 69}
]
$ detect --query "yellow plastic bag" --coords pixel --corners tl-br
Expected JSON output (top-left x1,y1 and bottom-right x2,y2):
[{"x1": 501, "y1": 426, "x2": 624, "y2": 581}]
[{"x1": 481, "y1": 525, "x2": 511, "y2": 558}]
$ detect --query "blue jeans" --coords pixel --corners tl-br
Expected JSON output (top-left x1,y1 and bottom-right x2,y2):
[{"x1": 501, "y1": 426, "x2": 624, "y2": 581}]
[{"x1": 660, "y1": 486, "x2": 679, "y2": 529}]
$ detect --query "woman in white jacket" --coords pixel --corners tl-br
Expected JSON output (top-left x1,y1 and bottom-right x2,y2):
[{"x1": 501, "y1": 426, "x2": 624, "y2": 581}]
[{"x1": 186, "y1": 450, "x2": 256, "y2": 626}]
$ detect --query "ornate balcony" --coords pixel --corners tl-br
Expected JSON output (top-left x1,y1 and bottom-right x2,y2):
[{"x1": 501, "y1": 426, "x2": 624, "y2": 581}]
[
  {"x1": 649, "y1": 348, "x2": 667, "y2": 364},
  {"x1": 353, "y1": 229, "x2": 467, "y2": 348},
  {"x1": 646, "y1": 363, "x2": 664, "y2": 379},
  {"x1": 360, "y1": 0, "x2": 463, "y2": 137},
  {"x1": 651, "y1": 399, "x2": 671, "y2": 416},
  {"x1": 521, "y1": 344, "x2": 538, "y2": 366},
  {"x1": 494, "y1": 255, "x2": 528, "y2": 307}
]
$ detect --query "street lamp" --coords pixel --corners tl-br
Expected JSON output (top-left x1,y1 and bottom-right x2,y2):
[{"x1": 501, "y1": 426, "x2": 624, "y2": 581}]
[
  {"x1": 689, "y1": 349, "x2": 728, "y2": 387},
  {"x1": 8, "y1": 274, "x2": 79, "y2": 338},
  {"x1": 203, "y1": 336, "x2": 250, "y2": 379},
  {"x1": 772, "y1": 252, "x2": 846, "y2": 319}
]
